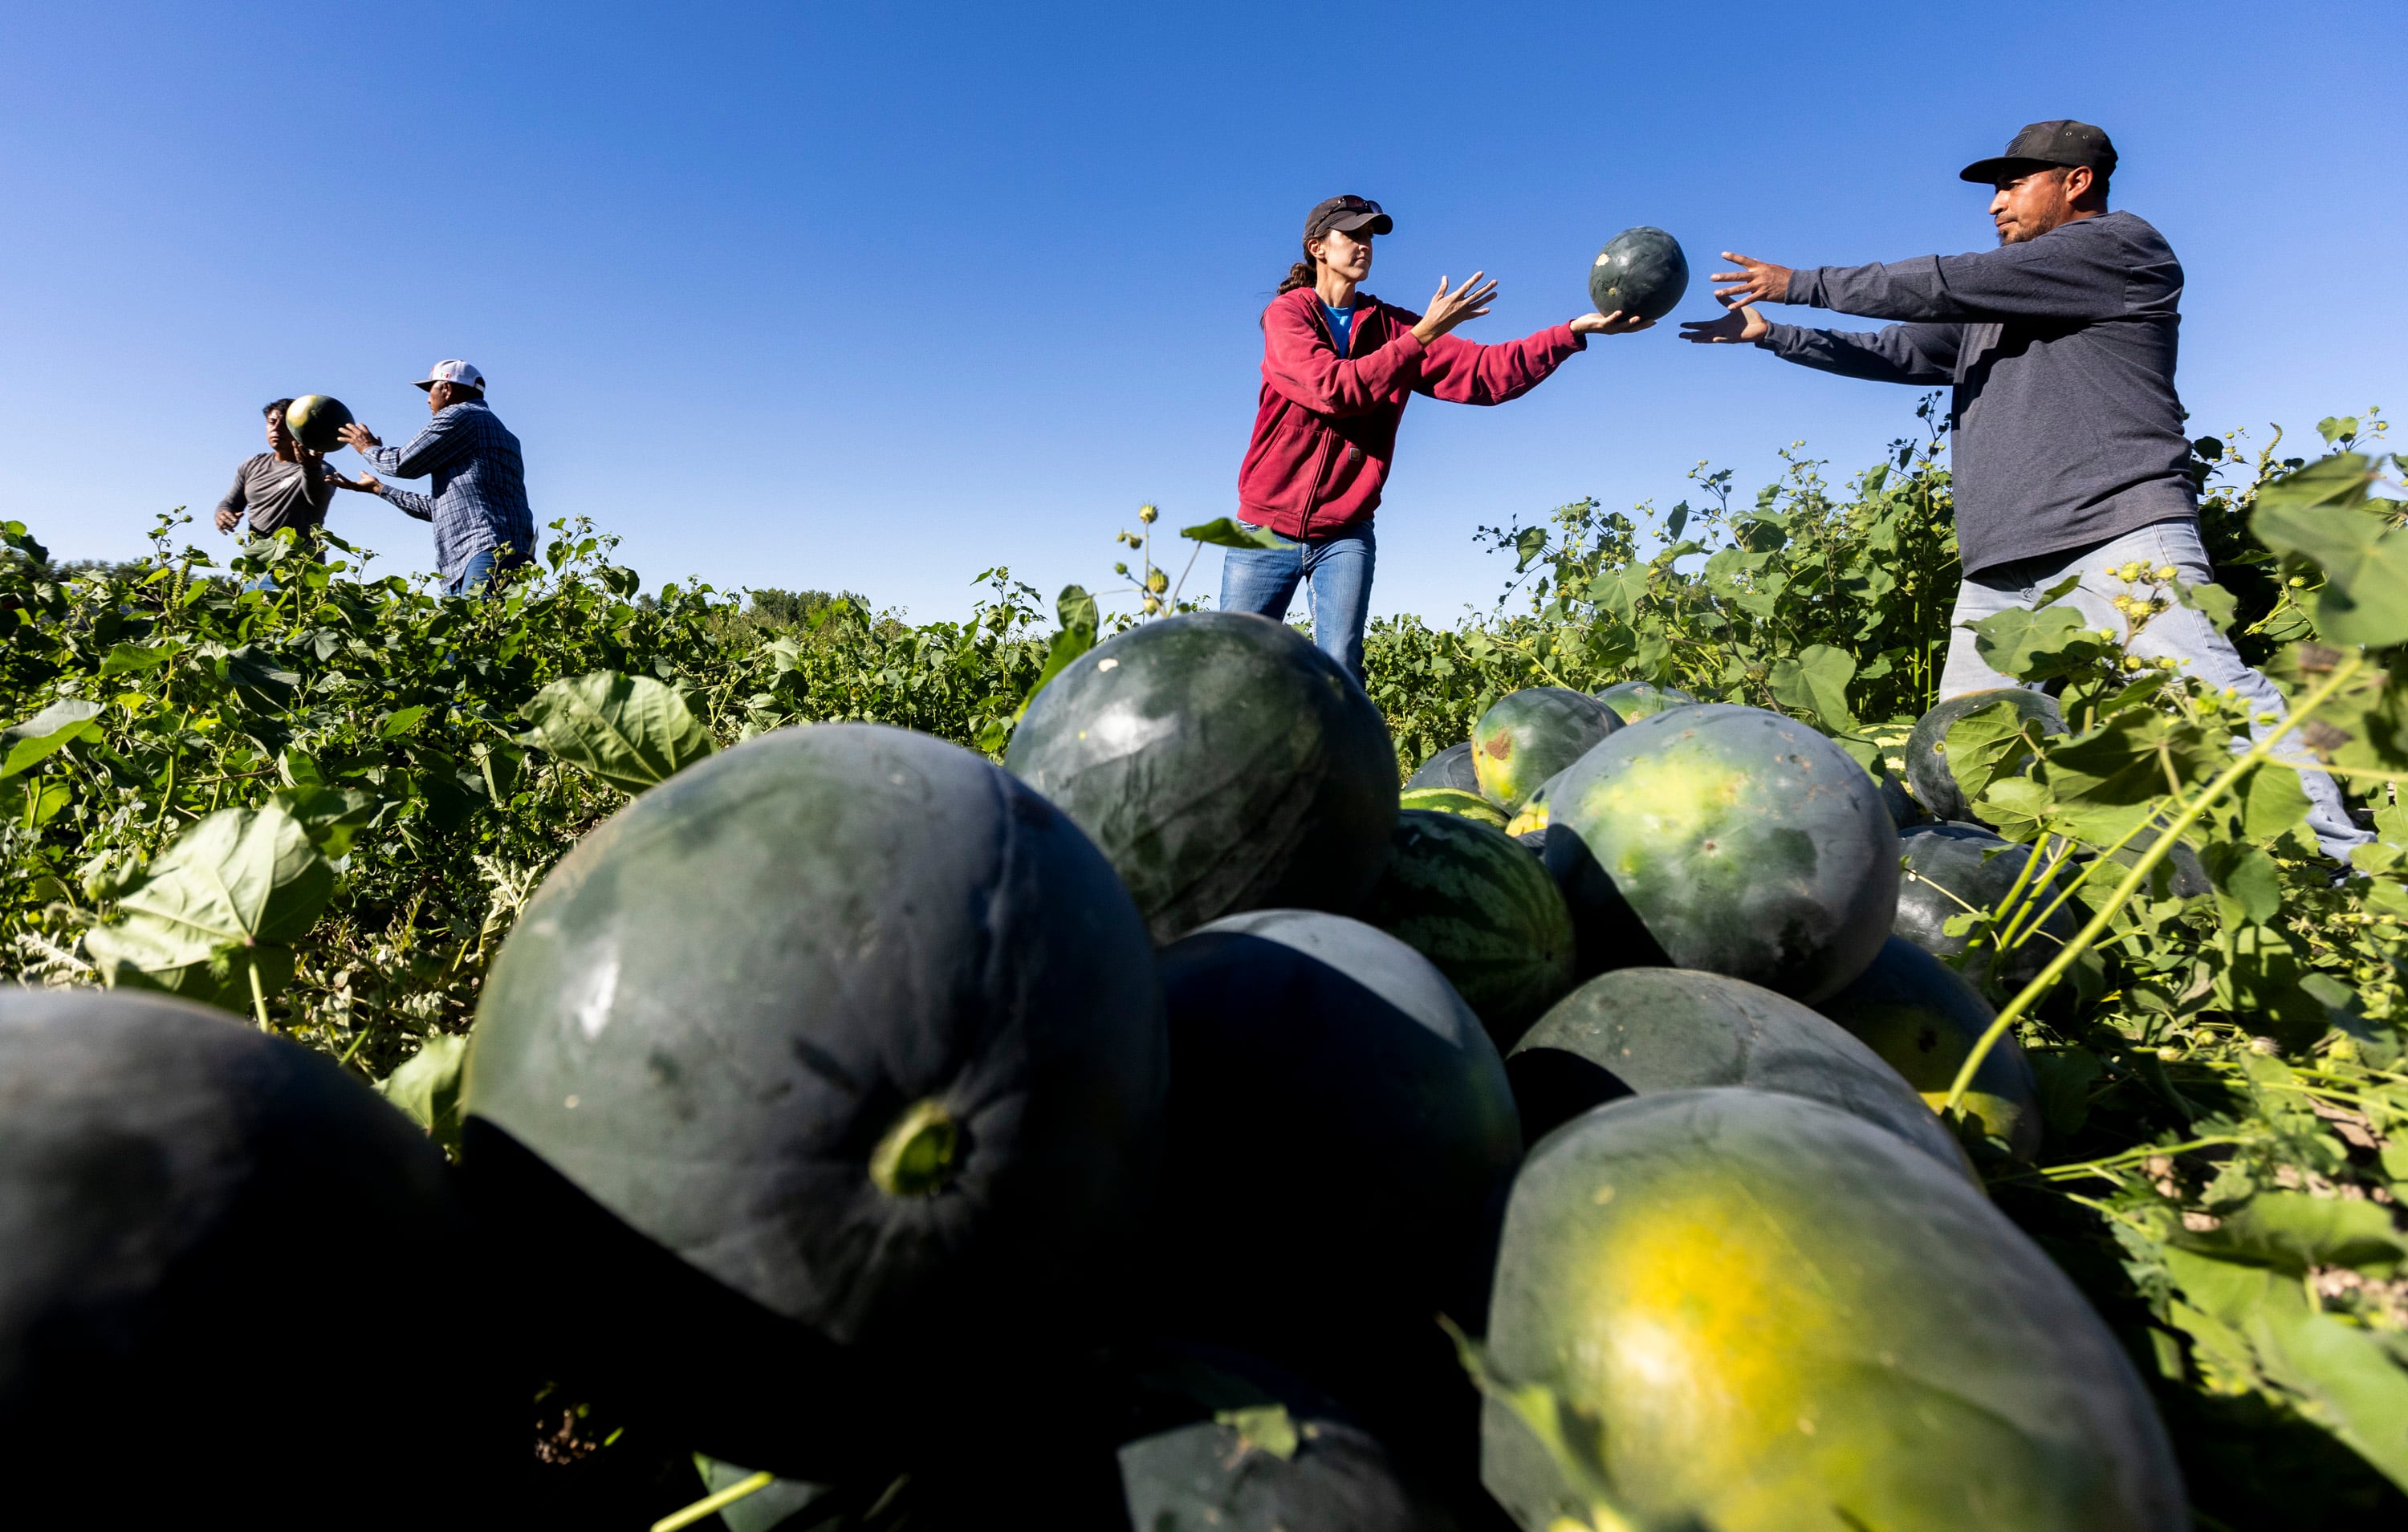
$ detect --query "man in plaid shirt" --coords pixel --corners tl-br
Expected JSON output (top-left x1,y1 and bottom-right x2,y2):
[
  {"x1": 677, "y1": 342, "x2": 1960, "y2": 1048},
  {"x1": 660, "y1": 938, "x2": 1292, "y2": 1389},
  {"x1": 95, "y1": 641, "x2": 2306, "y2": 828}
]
[{"x1": 328, "y1": 360, "x2": 535, "y2": 595}]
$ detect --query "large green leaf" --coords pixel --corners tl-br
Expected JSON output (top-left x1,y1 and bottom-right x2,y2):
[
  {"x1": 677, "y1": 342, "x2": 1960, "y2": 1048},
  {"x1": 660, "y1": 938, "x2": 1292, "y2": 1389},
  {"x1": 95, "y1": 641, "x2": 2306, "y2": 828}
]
[
  {"x1": 2250, "y1": 454, "x2": 2408, "y2": 648},
  {"x1": 1942, "y1": 697, "x2": 2057, "y2": 811},
  {"x1": 2187, "y1": 1193, "x2": 2407, "y2": 1275},
  {"x1": 1015, "y1": 584, "x2": 1099, "y2": 720},
  {"x1": 374, "y1": 1034, "x2": 468, "y2": 1155},
  {"x1": 1766, "y1": 643, "x2": 1856, "y2": 729},
  {"x1": 1969, "y1": 603, "x2": 2113, "y2": 683},
  {"x1": 1, "y1": 698, "x2": 102, "y2": 779},
  {"x1": 1179, "y1": 518, "x2": 1284, "y2": 550},
  {"x1": 84, "y1": 802, "x2": 333, "y2": 1013},
  {"x1": 523, "y1": 669, "x2": 715, "y2": 794}
]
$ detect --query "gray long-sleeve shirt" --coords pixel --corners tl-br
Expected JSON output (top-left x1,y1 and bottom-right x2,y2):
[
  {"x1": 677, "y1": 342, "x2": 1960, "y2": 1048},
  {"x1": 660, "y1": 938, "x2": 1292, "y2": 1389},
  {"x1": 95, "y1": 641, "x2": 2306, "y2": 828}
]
[{"x1": 1755, "y1": 209, "x2": 2195, "y2": 575}]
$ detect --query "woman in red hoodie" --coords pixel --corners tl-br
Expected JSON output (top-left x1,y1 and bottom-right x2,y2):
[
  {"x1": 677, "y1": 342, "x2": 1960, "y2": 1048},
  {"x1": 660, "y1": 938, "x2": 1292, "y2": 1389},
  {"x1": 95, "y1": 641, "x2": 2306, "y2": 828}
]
[{"x1": 1226, "y1": 194, "x2": 1651, "y2": 679}]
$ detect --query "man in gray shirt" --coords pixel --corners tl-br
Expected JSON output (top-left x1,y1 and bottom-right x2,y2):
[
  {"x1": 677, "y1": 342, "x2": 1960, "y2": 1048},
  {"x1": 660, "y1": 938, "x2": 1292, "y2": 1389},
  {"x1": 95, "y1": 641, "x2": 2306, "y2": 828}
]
[
  {"x1": 214, "y1": 398, "x2": 334, "y2": 538},
  {"x1": 1681, "y1": 120, "x2": 2365, "y2": 859}
]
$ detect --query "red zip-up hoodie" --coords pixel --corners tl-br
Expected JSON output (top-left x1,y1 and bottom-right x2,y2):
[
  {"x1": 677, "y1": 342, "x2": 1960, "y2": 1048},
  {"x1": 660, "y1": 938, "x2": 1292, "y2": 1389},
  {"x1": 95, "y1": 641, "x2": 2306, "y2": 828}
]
[{"x1": 1236, "y1": 286, "x2": 1586, "y2": 539}]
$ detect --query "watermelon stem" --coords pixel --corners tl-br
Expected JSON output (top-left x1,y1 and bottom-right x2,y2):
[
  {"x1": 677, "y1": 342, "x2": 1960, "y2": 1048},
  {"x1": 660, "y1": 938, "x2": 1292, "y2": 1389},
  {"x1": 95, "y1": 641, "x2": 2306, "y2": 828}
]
[{"x1": 868, "y1": 1098, "x2": 962, "y2": 1197}]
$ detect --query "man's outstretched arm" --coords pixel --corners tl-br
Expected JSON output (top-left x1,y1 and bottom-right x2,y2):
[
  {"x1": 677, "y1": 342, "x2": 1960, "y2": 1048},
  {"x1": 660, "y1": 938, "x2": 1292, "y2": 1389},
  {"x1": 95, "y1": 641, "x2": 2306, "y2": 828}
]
[
  {"x1": 1678, "y1": 305, "x2": 1960, "y2": 385},
  {"x1": 1705, "y1": 238, "x2": 2134, "y2": 325}
]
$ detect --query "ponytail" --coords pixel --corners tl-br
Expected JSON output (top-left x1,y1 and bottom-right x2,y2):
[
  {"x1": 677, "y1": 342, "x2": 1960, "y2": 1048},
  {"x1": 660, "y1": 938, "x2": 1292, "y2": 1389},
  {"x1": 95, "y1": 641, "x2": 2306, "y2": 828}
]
[{"x1": 1275, "y1": 239, "x2": 1319, "y2": 295}]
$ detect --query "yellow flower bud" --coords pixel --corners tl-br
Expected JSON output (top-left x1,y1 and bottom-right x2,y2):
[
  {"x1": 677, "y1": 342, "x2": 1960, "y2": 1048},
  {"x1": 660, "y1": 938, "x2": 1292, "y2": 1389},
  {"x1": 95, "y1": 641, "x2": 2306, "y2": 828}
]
[
  {"x1": 2155, "y1": 1045, "x2": 2182, "y2": 1063},
  {"x1": 2155, "y1": 566, "x2": 2177, "y2": 582},
  {"x1": 1138, "y1": 503, "x2": 1159, "y2": 524},
  {"x1": 2247, "y1": 1035, "x2": 2280, "y2": 1056},
  {"x1": 1146, "y1": 570, "x2": 1167, "y2": 594},
  {"x1": 1141, "y1": 595, "x2": 1161, "y2": 614},
  {"x1": 2288, "y1": 575, "x2": 2308, "y2": 588}
]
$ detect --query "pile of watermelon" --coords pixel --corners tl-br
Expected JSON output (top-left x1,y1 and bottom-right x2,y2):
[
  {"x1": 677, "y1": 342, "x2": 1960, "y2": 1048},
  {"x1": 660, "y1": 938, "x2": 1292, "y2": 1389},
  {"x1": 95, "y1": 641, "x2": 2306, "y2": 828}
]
[{"x1": 0, "y1": 612, "x2": 2186, "y2": 1529}]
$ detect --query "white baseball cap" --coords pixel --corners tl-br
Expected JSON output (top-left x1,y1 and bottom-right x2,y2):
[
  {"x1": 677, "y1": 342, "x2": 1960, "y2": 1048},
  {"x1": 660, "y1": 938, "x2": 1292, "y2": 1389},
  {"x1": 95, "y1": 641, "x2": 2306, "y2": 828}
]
[{"x1": 412, "y1": 360, "x2": 485, "y2": 392}]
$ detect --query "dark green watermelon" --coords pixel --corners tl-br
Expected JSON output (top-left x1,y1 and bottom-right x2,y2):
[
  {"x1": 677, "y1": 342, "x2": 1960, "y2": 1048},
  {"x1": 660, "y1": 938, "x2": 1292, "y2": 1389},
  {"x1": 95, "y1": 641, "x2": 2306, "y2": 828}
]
[
  {"x1": 1399, "y1": 786, "x2": 1511, "y2": 830},
  {"x1": 1544, "y1": 705, "x2": 1899, "y2": 1001},
  {"x1": 1473, "y1": 688, "x2": 1621, "y2": 811},
  {"x1": 1482, "y1": 1089, "x2": 2186, "y2": 1532},
  {"x1": 1007, "y1": 612, "x2": 1397, "y2": 942},
  {"x1": 1359, "y1": 810, "x2": 1577, "y2": 1050},
  {"x1": 1592, "y1": 680, "x2": 1696, "y2": 721},
  {"x1": 1905, "y1": 689, "x2": 2064, "y2": 823},
  {"x1": 1898, "y1": 822, "x2": 2079, "y2": 993},
  {"x1": 0, "y1": 988, "x2": 510, "y2": 1523},
  {"x1": 1146, "y1": 910, "x2": 1520, "y2": 1351},
  {"x1": 1587, "y1": 227, "x2": 1690, "y2": 322},
  {"x1": 1815, "y1": 935, "x2": 2044, "y2": 1158},
  {"x1": 464, "y1": 723, "x2": 1166, "y2": 1478},
  {"x1": 283, "y1": 392, "x2": 353, "y2": 452},
  {"x1": 1405, "y1": 741, "x2": 1483, "y2": 794},
  {"x1": 1504, "y1": 967, "x2": 1972, "y2": 1179}
]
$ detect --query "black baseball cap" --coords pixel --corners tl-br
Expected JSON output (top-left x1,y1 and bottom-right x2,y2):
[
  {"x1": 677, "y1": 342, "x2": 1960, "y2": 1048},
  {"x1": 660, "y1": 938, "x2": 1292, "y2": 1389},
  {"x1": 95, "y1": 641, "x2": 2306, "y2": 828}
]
[
  {"x1": 1959, "y1": 120, "x2": 2117, "y2": 184},
  {"x1": 1304, "y1": 195, "x2": 1393, "y2": 240}
]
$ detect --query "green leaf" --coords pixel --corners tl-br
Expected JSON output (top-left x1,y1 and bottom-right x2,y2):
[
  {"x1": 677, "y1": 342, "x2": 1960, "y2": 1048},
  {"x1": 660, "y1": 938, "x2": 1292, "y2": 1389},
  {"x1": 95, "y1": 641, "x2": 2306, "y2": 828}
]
[
  {"x1": 1179, "y1": 518, "x2": 1284, "y2": 550},
  {"x1": 523, "y1": 670, "x2": 716, "y2": 794},
  {"x1": 1441, "y1": 1318, "x2": 1641, "y2": 1532},
  {"x1": 378, "y1": 705, "x2": 429, "y2": 738},
  {"x1": 98, "y1": 639, "x2": 181, "y2": 678},
  {"x1": 1016, "y1": 585, "x2": 1100, "y2": 721},
  {"x1": 2170, "y1": 578, "x2": 2239, "y2": 633},
  {"x1": 1766, "y1": 643, "x2": 1856, "y2": 729},
  {"x1": 374, "y1": 1034, "x2": 467, "y2": 1155},
  {"x1": 2192, "y1": 1193, "x2": 2408, "y2": 1274},
  {"x1": 2202, "y1": 842, "x2": 2284, "y2": 926},
  {"x1": 1968, "y1": 603, "x2": 2110, "y2": 682},
  {"x1": 1213, "y1": 1404, "x2": 1301, "y2": 1461},
  {"x1": 1940, "y1": 698, "x2": 2056, "y2": 812},
  {"x1": 83, "y1": 803, "x2": 333, "y2": 1014},
  {"x1": 2250, "y1": 454, "x2": 2408, "y2": 647},
  {"x1": 1, "y1": 698, "x2": 103, "y2": 779},
  {"x1": 2235, "y1": 760, "x2": 2314, "y2": 843},
  {"x1": 270, "y1": 784, "x2": 380, "y2": 859}
]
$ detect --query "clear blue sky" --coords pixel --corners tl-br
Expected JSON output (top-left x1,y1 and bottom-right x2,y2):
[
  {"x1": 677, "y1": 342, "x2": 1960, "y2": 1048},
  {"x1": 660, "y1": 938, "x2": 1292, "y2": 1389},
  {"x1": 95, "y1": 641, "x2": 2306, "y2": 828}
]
[{"x1": 2, "y1": 2, "x2": 2395, "y2": 623}]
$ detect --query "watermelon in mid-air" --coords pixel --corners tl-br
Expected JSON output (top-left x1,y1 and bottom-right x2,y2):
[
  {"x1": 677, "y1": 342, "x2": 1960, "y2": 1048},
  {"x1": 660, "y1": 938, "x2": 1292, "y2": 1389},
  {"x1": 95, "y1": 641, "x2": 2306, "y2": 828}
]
[
  {"x1": 1007, "y1": 611, "x2": 1397, "y2": 941},
  {"x1": 283, "y1": 393, "x2": 352, "y2": 452},
  {"x1": 1359, "y1": 809, "x2": 1578, "y2": 1050},
  {"x1": 464, "y1": 722, "x2": 1167, "y2": 1479},
  {"x1": 1587, "y1": 227, "x2": 1690, "y2": 322},
  {"x1": 1543, "y1": 705, "x2": 1899, "y2": 998},
  {"x1": 1481, "y1": 1089, "x2": 2186, "y2": 1532},
  {"x1": 1473, "y1": 688, "x2": 1621, "y2": 811}
]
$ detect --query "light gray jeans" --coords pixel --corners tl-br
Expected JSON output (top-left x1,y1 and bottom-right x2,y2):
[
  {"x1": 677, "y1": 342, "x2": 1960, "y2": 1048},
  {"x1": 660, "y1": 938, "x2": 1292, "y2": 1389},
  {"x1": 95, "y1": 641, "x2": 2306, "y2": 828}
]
[{"x1": 1941, "y1": 518, "x2": 2369, "y2": 860}]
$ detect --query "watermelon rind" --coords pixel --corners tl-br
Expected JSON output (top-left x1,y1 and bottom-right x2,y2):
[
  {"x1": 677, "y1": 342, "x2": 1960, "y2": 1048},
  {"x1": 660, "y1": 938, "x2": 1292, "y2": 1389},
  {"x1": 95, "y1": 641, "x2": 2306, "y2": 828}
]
[
  {"x1": 1543, "y1": 705, "x2": 1899, "y2": 1000},
  {"x1": 1483, "y1": 1088, "x2": 2187, "y2": 1532},
  {"x1": 1007, "y1": 611, "x2": 1397, "y2": 942},
  {"x1": 1400, "y1": 785, "x2": 1511, "y2": 829},
  {"x1": 1815, "y1": 934, "x2": 2044, "y2": 1158},
  {"x1": 1585, "y1": 227, "x2": 1690, "y2": 323},
  {"x1": 1405, "y1": 740, "x2": 1484, "y2": 794},
  {"x1": 1592, "y1": 680, "x2": 1696, "y2": 721},
  {"x1": 1896, "y1": 822, "x2": 2078, "y2": 994},
  {"x1": 1905, "y1": 689, "x2": 2064, "y2": 824},
  {"x1": 1506, "y1": 966, "x2": 1974, "y2": 1180},
  {"x1": 283, "y1": 392, "x2": 353, "y2": 453},
  {"x1": 1360, "y1": 809, "x2": 1578, "y2": 1050}
]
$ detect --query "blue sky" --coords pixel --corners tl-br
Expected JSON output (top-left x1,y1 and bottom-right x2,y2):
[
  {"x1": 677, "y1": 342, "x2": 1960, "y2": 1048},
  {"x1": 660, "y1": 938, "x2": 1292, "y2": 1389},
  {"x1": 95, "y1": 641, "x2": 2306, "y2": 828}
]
[{"x1": 2, "y1": 2, "x2": 2395, "y2": 624}]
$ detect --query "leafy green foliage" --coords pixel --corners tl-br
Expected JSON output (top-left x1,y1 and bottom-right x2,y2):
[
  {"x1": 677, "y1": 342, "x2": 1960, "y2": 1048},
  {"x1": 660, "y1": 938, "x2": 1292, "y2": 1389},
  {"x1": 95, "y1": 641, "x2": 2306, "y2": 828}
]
[{"x1": 522, "y1": 669, "x2": 715, "y2": 794}]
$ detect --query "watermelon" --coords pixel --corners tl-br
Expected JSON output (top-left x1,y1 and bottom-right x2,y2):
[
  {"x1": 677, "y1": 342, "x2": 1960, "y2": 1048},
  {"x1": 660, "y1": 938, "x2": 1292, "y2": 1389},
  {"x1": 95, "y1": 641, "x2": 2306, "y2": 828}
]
[
  {"x1": 1146, "y1": 910, "x2": 1520, "y2": 1347},
  {"x1": 1592, "y1": 680, "x2": 1695, "y2": 721},
  {"x1": 1007, "y1": 611, "x2": 1397, "y2": 942},
  {"x1": 463, "y1": 723, "x2": 1166, "y2": 1477},
  {"x1": 1482, "y1": 1089, "x2": 2186, "y2": 1532},
  {"x1": 283, "y1": 392, "x2": 353, "y2": 452},
  {"x1": 1587, "y1": 227, "x2": 1690, "y2": 323},
  {"x1": 1359, "y1": 809, "x2": 1578, "y2": 1050},
  {"x1": 1399, "y1": 785, "x2": 1510, "y2": 830},
  {"x1": 1473, "y1": 688, "x2": 1621, "y2": 811},
  {"x1": 1816, "y1": 935, "x2": 2044, "y2": 1158},
  {"x1": 1898, "y1": 822, "x2": 2080, "y2": 994},
  {"x1": 1502, "y1": 767, "x2": 1565, "y2": 839},
  {"x1": 1405, "y1": 740, "x2": 1483, "y2": 793},
  {"x1": 1505, "y1": 967, "x2": 1973, "y2": 1179},
  {"x1": 0, "y1": 988, "x2": 510, "y2": 1522},
  {"x1": 1906, "y1": 689, "x2": 2064, "y2": 823},
  {"x1": 1544, "y1": 705, "x2": 1899, "y2": 1000}
]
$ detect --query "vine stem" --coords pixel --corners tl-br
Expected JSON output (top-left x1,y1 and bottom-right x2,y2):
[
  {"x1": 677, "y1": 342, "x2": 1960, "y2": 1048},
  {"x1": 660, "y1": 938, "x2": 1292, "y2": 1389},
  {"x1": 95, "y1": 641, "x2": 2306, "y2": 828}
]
[
  {"x1": 248, "y1": 957, "x2": 272, "y2": 1030},
  {"x1": 1942, "y1": 652, "x2": 2369, "y2": 1115},
  {"x1": 651, "y1": 1470, "x2": 772, "y2": 1532}
]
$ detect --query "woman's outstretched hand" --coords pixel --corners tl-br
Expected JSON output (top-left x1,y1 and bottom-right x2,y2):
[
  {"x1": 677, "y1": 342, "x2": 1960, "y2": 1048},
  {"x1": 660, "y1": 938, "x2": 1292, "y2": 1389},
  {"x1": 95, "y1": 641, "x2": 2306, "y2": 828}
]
[
  {"x1": 1569, "y1": 311, "x2": 1654, "y2": 336},
  {"x1": 1412, "y1": 272, "x2": 1498, "y2": 345},
  {"x1": 1678, "y1": 306, "x2": 1770, "y2": 344}
]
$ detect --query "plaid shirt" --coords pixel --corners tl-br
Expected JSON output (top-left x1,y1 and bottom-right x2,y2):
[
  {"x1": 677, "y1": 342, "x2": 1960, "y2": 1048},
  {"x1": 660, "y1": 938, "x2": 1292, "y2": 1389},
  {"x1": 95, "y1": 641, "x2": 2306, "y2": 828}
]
[{"x1": 363, "y1": 400, "x2": 535, "y2": 580}]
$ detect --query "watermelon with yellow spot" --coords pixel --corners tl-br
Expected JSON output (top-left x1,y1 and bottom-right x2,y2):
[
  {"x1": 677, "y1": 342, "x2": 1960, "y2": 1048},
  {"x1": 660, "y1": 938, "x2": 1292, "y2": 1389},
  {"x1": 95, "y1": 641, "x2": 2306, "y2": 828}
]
[
  {"x1": 1542, "y1": 705, "x2": 1897, "y2": 999},
  {"x1": 1472, "y1": 689, "x2": 1621, "y2": 811},
  {"x1": 1481, "y1": 1088, "x2": 2186, "y2": 1532},
  {"x1": 1502, "y1": 769, "x2": 1565, "y2": 840},
  {"x1": 1815, "y1": 934, "x2": 2044, "y2": 1158},
  {"x1": 1398, "y1": 786, "x2": 1510, "y2": 831},
  {"x1": 283, "y1": 393, "x2": 353, "y2": 453}
]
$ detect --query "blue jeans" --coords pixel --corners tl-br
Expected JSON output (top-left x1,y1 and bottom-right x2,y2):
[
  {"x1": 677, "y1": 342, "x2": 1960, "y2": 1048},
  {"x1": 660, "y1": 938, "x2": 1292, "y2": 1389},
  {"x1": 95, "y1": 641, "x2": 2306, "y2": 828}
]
[
  {"x1": 1942, "y1": 518, "x2": 2369, "y2": 860},
  {"x1": 441, "y1": 547, "x2": 523, "y2": 598},
  {"x1": 1217, "y1": 522, "x2": 1376, "y2": 680}
]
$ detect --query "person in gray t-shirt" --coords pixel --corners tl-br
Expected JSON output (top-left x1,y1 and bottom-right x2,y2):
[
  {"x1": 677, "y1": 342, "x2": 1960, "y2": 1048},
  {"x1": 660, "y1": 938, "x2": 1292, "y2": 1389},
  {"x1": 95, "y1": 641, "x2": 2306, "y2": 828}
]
[
  {"x1": 1678, "y1": 120, "x2": 2369, "y2": 861},
  {"x1": 214, "y1": 398, "x2": 335, "y2": 538}
]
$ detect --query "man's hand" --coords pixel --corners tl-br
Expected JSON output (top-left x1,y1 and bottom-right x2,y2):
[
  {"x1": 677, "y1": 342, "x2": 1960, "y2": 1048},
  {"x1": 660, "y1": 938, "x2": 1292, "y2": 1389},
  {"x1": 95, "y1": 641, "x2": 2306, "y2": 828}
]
[
  {"x1": 1709, "y1": 253, "x2": 1793, "y2": 308},
  {"x1": 1569, "y1": 310, "x2": 1654, "y2": 337},
  {"x1": 1411, "y1": 272, "x2": 1499, "y2": 345},
  {"x1": 326, "y1": 468, "x2": 383, "y2": 494},
  {"x1": 214, "y1": 507, "x2": 241, "y2": 534},
  {"x1": 1678, "y1": 306, "x2": 1770, "y2": 344},
  {"x1": 338, "y1": 422, "x2": 382, "y2": 453}
]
